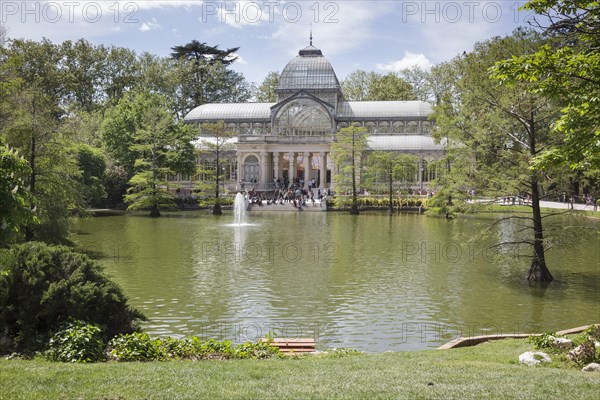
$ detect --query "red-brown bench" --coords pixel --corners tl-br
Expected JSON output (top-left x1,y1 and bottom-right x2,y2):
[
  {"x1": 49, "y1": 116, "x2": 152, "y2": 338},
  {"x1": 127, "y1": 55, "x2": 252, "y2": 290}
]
[{"x1": 264, "y1": 338, "x2": 316, "y2": 354}]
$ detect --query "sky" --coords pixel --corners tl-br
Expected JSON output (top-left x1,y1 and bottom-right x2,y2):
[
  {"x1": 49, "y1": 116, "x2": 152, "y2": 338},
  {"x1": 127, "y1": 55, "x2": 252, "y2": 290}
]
[{"x1": 1, "y1": 1, "x2": 534, "y2": 84}]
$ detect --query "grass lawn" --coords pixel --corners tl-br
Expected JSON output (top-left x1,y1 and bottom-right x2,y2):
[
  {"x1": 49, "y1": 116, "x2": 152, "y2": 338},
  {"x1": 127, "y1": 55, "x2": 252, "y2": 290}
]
[{"x1": 1, "y1": 339, "x2": 599, "y2": 399}]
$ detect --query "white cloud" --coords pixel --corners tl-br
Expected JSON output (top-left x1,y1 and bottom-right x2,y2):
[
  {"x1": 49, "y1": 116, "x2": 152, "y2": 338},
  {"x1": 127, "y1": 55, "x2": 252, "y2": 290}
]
[
  {"x1": 377, "y1": 52, "x2": 433, "y2": 72},
  {"x1": 229, "y1": 53, "x2": 247, "y2": 65},
  {"x1": 139, "y1": 18, "x2": 161, "y2": 32},
  {"x1": 270, "y1": 1, "x2": 393, "y2": 57}
]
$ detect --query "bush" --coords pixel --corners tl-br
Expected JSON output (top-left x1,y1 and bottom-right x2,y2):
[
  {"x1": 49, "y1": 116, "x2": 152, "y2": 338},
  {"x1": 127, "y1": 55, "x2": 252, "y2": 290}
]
[
  {"x1": 108, "y1": 332, "x2": 162, "y2": 362},
  {"x1": 45, "y1": 320, "x2": 105, "y2": 363},
  {"x1": 106, "y1": 334, "x2": 282, "y2": 362},
  {"x1": 332, "y1": 196, "x2": 427, "y2": 211},
  {"x1": 529, "y1": 332, "x2": 557, "y2": 350},
  {"x1": 0, "y1": 242, "x2": 145, "y2": 354},
  {"x1": 233, "y1": 339, "x2": 281, "y2": 359}
]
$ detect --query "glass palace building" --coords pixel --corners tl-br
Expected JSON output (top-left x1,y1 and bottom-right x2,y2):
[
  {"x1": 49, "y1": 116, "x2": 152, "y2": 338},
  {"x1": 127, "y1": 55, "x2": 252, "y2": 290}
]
[{"x1": 183, "y1": 40, "x2": 445, "y2": 192}]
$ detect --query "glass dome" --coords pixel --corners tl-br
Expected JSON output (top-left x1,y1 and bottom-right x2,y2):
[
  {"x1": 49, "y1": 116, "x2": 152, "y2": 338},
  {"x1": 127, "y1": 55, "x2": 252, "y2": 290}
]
[
  {"x1": 274, "y1": 98, "x2": 333, "y2": 136},
  {"x1": 278, "y1": 45, "x2": 340, "y2": 91}
]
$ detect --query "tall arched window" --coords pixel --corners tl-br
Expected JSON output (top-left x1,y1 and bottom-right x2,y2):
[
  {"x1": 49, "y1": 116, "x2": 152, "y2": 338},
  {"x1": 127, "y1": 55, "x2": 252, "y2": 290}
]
[
  {"x1": 274, "y1": 99, "x2": 332, "y2": 136},
  {"x1": 243, "y1": 156, "x2": 260, "y2": 182}
]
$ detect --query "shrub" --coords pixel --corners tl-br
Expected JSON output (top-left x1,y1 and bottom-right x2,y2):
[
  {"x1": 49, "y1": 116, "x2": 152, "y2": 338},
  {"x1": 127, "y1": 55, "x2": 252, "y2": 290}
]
[
  {"x1": 45, "y1": 320, "x2": 105, "y2": 363},
  {"x1": 320, "y1": 348, "x2": 363, "y2": 358},
  {"x1": 529, "y1": 332, "x2": 556, "y2": 349},
  {"x1": 0, "y1": 242, "x2": 145, "y2": 354},
  {"x1": 106, "y1": 335, "x2": 282, "y2": 362},
  {"x1": 233, "y1": 339, "x2": 282, "y2": 359},
  {"x1": 108, "y1": 332, "x2": 162, "y2": 362}
]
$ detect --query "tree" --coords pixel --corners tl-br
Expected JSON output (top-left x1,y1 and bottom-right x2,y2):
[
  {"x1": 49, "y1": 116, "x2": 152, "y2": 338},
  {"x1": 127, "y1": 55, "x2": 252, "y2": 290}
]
[
  {"x1": 432, "y1": 29, "x2": 560, "y2": 283},
  {"x1": 170, "y1": 40, "x2": 240, "y2": 111},
  {"x1": 60, "y1": 39, "x2": 108, "y2": 112},
  {"x1": 0, "y1": 242, "x2": 145, "y2": 353},
  {"x1": 0, "y1": 139, "x2": 35, "y2": 246},
  {"x1": 121, "y1": 93, "x2": 195, "y2": 217},
  {"x1": 256, "y1": 71, "x2": 280, "y2": 102},
  {"x1": 492, "y1": 0, "x2": 600, "y2": 171},
  {"x1": 332, "y1": 124, "x2": 369, "y2": 215},
  {"x1": 341, "y1": 70, "x2": 415, "y2": 101},
  {"x1": 1, "y1": 87, "x2": 81, "y2": 244},
  {"x1": 365, "y1": 152, "x2": 419, "y2": 213},
  {"x1": 368, "y1": 73, "x2": 416, "y2": 101},
  {"x1": 340, "y1": 70, "x2": 377, "y2": 101},
  {"x1": 71, "y1": 144, "x2": 107, "y2": 208},
  {"x1": 195, "y1": 121, "x2": 236, "y2": 215}
]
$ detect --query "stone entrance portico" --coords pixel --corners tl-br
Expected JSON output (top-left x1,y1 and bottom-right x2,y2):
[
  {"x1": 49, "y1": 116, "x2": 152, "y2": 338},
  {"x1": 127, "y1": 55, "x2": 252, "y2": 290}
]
[{"x1": 237, "y1": 142, "x2": 332, "y2": 190}]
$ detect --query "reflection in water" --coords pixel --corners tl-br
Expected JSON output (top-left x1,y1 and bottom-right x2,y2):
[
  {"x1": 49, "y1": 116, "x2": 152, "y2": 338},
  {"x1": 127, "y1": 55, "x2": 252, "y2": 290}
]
[{"x1": 72, "y1": 211, "x2": 600, "y2": 352}]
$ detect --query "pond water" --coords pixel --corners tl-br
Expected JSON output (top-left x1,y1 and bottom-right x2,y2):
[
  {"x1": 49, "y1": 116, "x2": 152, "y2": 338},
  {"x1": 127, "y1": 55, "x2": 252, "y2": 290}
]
[{"x1": 72, "y1": 211, "x2": 600, "y2": 352}]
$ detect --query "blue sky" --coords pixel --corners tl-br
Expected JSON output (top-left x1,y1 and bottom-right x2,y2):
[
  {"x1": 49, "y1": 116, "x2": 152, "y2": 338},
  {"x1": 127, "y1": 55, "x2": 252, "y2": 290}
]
[{"x1": 1, "y1": 1, "x2": 533, "y2": 83}]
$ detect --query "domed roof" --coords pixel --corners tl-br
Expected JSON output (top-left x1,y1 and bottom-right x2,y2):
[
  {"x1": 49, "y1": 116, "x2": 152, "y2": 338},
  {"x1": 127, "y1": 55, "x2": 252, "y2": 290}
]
[{"x1": 277, "y1": 44, "x2": 340, "y2": 91}]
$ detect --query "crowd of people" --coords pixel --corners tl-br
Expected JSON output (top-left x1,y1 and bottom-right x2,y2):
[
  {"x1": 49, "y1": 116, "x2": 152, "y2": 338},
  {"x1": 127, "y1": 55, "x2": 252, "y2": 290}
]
[{"x1": 242, "y1": 177, "x2": 333, "y2": 209}]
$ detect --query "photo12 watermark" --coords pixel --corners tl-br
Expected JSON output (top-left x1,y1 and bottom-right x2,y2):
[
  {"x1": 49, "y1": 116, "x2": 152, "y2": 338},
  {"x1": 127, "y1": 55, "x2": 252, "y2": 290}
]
[
  {"x1": 0, "y1": 1, "x2": 534, "y2": 26},
  {"x1": 1, "y1": 1, "x2": 140, "y2": 24},
  {"x1": 192, "y1": 321, "x2": 340, "y2": 343},
  {"x1": 200, "y1": 241, "x2": 339, "y2": 263},
  {"x1": 400, "y1": 321, "x2": 543, "y2": 344}
]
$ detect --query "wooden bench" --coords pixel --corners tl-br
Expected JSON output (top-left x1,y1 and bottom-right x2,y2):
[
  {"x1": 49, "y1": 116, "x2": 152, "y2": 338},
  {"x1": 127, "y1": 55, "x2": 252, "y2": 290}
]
[{"x1": 263, "y1": 338, "x2": 316, "y2": 354}]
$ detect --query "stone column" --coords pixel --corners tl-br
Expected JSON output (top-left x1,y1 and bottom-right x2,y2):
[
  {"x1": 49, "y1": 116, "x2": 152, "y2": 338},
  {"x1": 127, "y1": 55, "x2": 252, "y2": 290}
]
[
  {"x1": 288, "y1": 152, "x2": 296, "y2": 182},
  {"x1": 418, "y1": 157, "x2": 423, "y2": 192},
  {"x1": 260, "y1": 151, "x2": 268, "y2": 188},
  {"x1": 236, "y1": 153, "x2": 243, "y2": 191},
  {"x1": 273, "y1": 152, "x2": 280, "y2": 182},
  {"x1": 303, "y1": 151, "x2": 310, "y2": 187},
  {"x1": 319, "y1": 152, "x2": 327, "y2": 189}
]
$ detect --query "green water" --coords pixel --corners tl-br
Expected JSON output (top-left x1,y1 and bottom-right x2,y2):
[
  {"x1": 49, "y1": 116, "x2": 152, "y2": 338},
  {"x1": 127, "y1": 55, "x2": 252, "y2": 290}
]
[{"x1": 72, "y1": 211, "x2": 600, "y2": 352}]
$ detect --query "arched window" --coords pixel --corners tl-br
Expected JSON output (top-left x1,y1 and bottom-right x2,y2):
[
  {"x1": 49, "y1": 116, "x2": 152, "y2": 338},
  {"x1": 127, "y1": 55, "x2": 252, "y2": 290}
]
[
  {"x1": 274, "y1": 99, "x2": 332, "y2": 136},
  {"x1": 392, "y1": 121, "x2": 404, "y2": 133},
  {"x1": 407, "y1": 121, "x2": 418, "y2": 133},
  {"x1": 243, "y1": 155, "x2": 260, "y2": 182},
  {"x1": 422, "y1": 121, "x2": 432, "y2": 134},
  {"x1": 365, "y1": 122, "x2": 376, "y2": 133}
]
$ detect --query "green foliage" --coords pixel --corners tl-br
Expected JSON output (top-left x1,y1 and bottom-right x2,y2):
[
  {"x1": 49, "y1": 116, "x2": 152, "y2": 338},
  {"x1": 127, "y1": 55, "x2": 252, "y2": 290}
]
[
  {"x1": 332, "y1": 196, "x2": 427, "y2": 210},
  {"x1": 529, "y1": 332, "x2": 557, "y2": 349},
  {"x1": 368, "y1": 73, "x2": 416, "y2": 101},
  {"x1": 105, "y1": 92, "x2": 195, "y2": 216},
  {"x1": 320, "y1": 348, "x2": 363, "y2": 358},
  {"x1": 0, "y1": 242, "x2": 145, "y2": 354},
  {"x1": 256, "y1": 71, "x2": 280, "y2": 102},
  {"x1": 1, "y1": 86, "x2": 82, "y2": 244},
  {"x1": 45, "y1": 320, "x2": 105, "y2": 363},
  {"x1": 0, "y1": 141, "x2": 35, "y2": 246},
  {"x1": 107, "y1": 335, "x2": 281, "y2": 362},
  {"x1": 340, "y1": 70, "x2": 416, "y2": 101},
  {"x1": 108, "y1": 332, "x2": 162, "y2": 362},
  {"x1": 491, "y1": 1, "x2": 600, "y2": 171},
  {"x1": 332, "y1": 125, "x2": 369, "y2": 214},
  {"x1": 232, "y1": 339, "x2": 282, "y2": 360},
  {"x1": 195, "y1": 121, "x2": 236, "y2": 213},
  {"x1": 170, "y1": 40, "x2": 248, "y2": 112},
  {"x1": 71, "y1": 143, "x2": 107, "y2": 208},
  {"x1": 197, "y1": 196, "x2": 234, "y2": 208},
  {"x1": 580, "y1": 325, "x2": 600, "y2": 342}
]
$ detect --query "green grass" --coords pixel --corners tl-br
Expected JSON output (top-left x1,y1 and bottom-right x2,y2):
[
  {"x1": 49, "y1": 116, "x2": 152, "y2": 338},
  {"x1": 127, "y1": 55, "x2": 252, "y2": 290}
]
[{"x1": 1, "y1": 339, "x2": 599, "y2": 399}]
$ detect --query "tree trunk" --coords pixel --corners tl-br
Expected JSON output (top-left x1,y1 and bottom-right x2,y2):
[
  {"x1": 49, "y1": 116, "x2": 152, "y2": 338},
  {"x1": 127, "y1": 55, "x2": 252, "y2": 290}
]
[
  {"x1": 350, "y1": 134, "x2": 359, "y2": 215},
  {"x1": 25, "y1": 108, "x2": 36, "y2": 242},
  {"x1": 527, "y1": 174, "x2": 553, "y2": 283},
  {"x1": 213, "y1": 144, "x2": 222, "y2": 215},
  {"x1": 388, "y1": 166, "x2": 393, "y2": 214},
  {"x1": 527, "y1": 111, "x2": 552, "y2": 284},
  {"x1": 150, "y1": 204, "x2": 161, "y2": 217}
]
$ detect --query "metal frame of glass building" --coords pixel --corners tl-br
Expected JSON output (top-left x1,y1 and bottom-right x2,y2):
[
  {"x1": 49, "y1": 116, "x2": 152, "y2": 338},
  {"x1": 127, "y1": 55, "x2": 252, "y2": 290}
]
[{"x1": 183, "y1": 39, "x2": 445, "y2": 192}]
